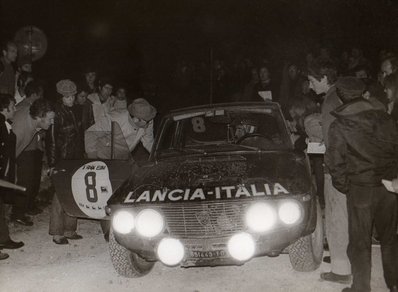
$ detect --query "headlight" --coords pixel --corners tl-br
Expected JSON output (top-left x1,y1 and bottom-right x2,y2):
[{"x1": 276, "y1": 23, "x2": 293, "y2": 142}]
[
  {"x1": 112, "y1": 210, "x2": 135, "y2": 234},
  {"x1": 136, "y1": 209, "x2": 165, "y2": 238},
  {"x1": 245, "y1": 202, "x2": 277, "y2": 232},
  {"x1": 227, "y1": 232, "x2": 255, "y2": 261},
  {"x1": 157, "y1": 237, "x2": 185, "y2": 266},
  {"x1": 278, "y1": 201, "x2": 301, "y2": 224}
]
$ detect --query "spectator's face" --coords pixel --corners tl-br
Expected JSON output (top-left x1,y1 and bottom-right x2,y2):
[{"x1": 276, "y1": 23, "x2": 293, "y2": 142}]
[
  {"x1": 288, "y1": 65, "x2": 298, "y2": 80},
  {"x1": 381, "y1": 60, "x2": 393, "y2": 78},
  {"x1": 355, "y1": 70, "x2": 368, "y2": 79},
  {"x1": 351, "y1": 48, "x2": 361, "y2": 58},
  {"x1": 85, "y1": 72, "x2": 96, "y2": 84},
  {"x1": 385, "y1": 87, "x2": 394, "y2": 102},
  {"x1": 259, "y1": 67, "x2": 270, "y2": 82},
  {"x1": 132, "y1": 116, "x2": 149, "y2": 128},
  {"x1": 308, "y1": 75, "x2": 329, "y2": 95},
  {"x1": 76, "y1": 91, "x2": 88, "y2": 105},
  {"x1": 302, "y1": 80, "x2": 310, "y2": 94},
  {"x1": 306, "y1": 53, "x2": 314, "y2": 63},
  {"x1": 116, "y1": 88, "x2": 126, "y2": 100},
  {"x1": 31, "y1": 88, "x2": 44, "y2": 101},
  {"x1": 21, "y1": 63, "x2": 32, "y2": 73},
  {"x1": 62, "y1": 95, "x2": 75, "y2": 107},
  {"x1": 320, "y1": 48, "x2": 330, "y2": 59},
  {"x1": 38, "y1": 111, "x2": 55, "y2": 130},
  {"x1": 100, "y1": 84, "x2": 113, "y2": 100},
  {"x1": 3, "y1": 44, "x2": 17, "y2": 62},
  {"x1": 5, "y1": 100, "x2": 16, "y2": 121}
]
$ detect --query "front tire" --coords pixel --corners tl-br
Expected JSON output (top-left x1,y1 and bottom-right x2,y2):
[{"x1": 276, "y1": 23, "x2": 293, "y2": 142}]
[
  {"x1": 288, "y1": 199, "x2": 324, "y2": 272},
  {"x1": 109, "y1": 228, "x2": 155, "y2": 277}
]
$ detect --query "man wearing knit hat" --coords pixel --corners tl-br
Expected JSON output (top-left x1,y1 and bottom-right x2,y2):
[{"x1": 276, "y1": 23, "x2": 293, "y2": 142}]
[
  {"x1": 56, "y1": 79, "x2": 77, "y2": 98},
  {"x1": 326, "y1": 76, "x2": 398, "y2": 292},
  {"x1": 85, "y1": 98, "x2": 156, "y2": 159}
]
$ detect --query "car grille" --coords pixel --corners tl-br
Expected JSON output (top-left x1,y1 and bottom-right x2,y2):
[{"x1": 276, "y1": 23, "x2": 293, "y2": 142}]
[{"x1": 160, "y1": 200, "x2": 247, "y2": 239}]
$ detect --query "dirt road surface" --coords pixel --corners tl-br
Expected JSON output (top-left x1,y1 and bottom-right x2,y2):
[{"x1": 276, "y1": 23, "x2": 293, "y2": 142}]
[{"x1": 0, "y1": 207, "x2": 388, "y2": 292}]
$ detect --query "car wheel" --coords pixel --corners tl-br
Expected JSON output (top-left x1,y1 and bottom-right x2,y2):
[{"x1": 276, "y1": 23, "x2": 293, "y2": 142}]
[
  {"x1": 109, "y1": 228, "x2": 155, "y2": 277},
  {"x1": 288, "y1": 199, "x2": 324, "y2": 272}
]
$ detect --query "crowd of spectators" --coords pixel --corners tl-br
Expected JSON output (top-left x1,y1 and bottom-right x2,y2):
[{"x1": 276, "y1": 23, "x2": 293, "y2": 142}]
[
  {"x1": 1, "y1": 38, "x2": 398, "y2": 291},
  {"x1": 0, "y1": 40, "x2": 157, "y2": 254}
]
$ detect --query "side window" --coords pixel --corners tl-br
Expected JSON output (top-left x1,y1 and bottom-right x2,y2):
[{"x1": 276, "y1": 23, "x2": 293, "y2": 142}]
[{"x1": 158, "y1": 120, "x2": 178, "y2": 150}]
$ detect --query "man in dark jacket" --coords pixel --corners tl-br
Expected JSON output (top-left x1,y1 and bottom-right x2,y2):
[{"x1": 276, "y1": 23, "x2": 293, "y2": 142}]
[
  {"x1": 12, "y1": 98, "x2": 55, "y2": 226},
  {"x1": 326, "y1": 77, "x2": 398, "y2": 292},
  {"x1": 0, "y1": 94, "x2": 24, "y2": 259}
]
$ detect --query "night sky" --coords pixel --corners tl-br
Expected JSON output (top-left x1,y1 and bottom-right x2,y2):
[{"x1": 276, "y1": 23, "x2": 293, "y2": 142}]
[{"x1": 1, "y1": 0, "x2": 398, "y2": 107}]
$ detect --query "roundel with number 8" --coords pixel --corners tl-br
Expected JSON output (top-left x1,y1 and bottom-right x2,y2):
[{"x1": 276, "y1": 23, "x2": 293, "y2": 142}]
[{"x1": 71, "y1": 161, "x2": 113, "y2": 219}]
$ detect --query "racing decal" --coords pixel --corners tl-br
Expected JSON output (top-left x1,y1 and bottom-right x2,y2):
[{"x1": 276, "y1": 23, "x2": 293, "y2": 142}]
[
  {"x1": 71, "y1": 161, "x2": 113, "y2": 219},
  {"x1": 124, "y1": 183, "x2": 289, "y2": 203},
  {"x1": 191, "y1": 117, "x2": 206, "y2": 133}
]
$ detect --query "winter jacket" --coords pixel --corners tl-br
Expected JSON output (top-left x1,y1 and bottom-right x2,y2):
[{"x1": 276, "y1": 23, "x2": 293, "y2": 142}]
[
  {"x1": 52, "y1": 103, "x2": 84, "y2": 161},
  {"x1": 325, "y1": 99, "x2": 398, "y2": 194}
]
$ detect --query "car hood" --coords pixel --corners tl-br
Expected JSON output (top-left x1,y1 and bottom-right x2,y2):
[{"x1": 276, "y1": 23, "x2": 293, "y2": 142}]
[{"x1": 108, "y1": 151, "x2": 312, "y2": 205}]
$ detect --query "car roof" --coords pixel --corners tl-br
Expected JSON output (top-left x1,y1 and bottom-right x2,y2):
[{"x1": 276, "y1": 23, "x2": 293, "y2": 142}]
[{"x1": 166, "y1": 102, "x2": 282, "y2": 118}]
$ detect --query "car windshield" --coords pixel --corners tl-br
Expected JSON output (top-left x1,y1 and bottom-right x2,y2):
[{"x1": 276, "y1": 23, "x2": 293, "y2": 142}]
[{"x1": 157, "y1": 106, "x2": 292, "y2": 157}]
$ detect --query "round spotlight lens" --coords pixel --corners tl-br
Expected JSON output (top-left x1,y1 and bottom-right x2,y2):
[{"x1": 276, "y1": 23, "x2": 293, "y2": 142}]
[
  {"x1": 112, "y1": 210, "x2": 135, "y2": 234},
  {"x1": 279, "y1": 201, "x2": 301, "y2": 224},
  {"x1": 136, "y1": 209, "x2": 165, "y2": 238},
  {"x1": 157, "y1": 238, "x2": 185, "y2": 266},
  {"x1": 227, "y1": 232, "x2": 255, "y2": 261},
  {"x1": 245, "y1": 202, "x2": 277, "y2": 232}
]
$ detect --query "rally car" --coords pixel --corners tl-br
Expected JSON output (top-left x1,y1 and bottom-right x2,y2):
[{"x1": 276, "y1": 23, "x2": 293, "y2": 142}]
[{"x1": 52, "y1": 102, "x2": 323, "y2": 278}]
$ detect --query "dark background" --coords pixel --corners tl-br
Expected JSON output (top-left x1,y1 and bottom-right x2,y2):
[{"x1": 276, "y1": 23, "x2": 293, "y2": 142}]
[{"x1": 1, "y1": 0, "x2": 398, "y2": 110}]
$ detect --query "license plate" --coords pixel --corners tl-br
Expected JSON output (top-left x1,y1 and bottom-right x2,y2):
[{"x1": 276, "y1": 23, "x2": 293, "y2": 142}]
[{"x1": 191, "y1": 250, "x2": 226, "y2": 258}]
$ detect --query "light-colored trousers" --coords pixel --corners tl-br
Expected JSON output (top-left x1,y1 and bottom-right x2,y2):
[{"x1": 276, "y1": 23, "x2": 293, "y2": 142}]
[{"x1": 324, "y1": 173, "x2": 351, "y2": 275}]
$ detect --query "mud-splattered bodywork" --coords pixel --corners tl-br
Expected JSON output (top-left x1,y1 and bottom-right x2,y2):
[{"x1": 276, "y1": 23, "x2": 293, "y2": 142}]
[{"x1": 107, "y1": 102, "x2": 317, "y2": 267}]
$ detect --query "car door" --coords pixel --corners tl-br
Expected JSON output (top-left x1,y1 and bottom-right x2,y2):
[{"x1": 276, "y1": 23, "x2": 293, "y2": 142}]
[
  {"x1": 51, "y1": 121, "x2": 135, "y2": 219},
  {"x1": 52, "y1": 159, "x2": 133, "y2": 219}
]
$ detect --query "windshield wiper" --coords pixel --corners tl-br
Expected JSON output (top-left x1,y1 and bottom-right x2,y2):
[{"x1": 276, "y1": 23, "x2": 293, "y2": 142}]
[
  {"x1": 233, "y1": 144, "x2": 262, "y2": 151},
  {"x1": 215, "y1": 143, "x2": 261, "y2": 152},
  {"x1": 168, "y1": 148, "x2": 206, "y2": 154}
]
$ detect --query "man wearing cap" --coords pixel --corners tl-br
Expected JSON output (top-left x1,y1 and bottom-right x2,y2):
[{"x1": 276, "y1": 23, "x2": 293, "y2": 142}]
[
  {"x1": 49, "y1": 79, "x2": 83, "y2": 244},
  {"x1": 85, "y1": 98, "x2": 156, "y2": 159},
  {"x1": 326, "y1": 76, "x2": 398, "y2": 292},
  {"x1": 308, "y1": 61, "x2": 352, "y2": 284}
]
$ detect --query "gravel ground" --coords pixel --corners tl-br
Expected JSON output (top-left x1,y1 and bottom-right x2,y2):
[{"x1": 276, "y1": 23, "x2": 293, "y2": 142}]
[{"x1": 0, "y1": 206, "x2": 388, "y2": 292}]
